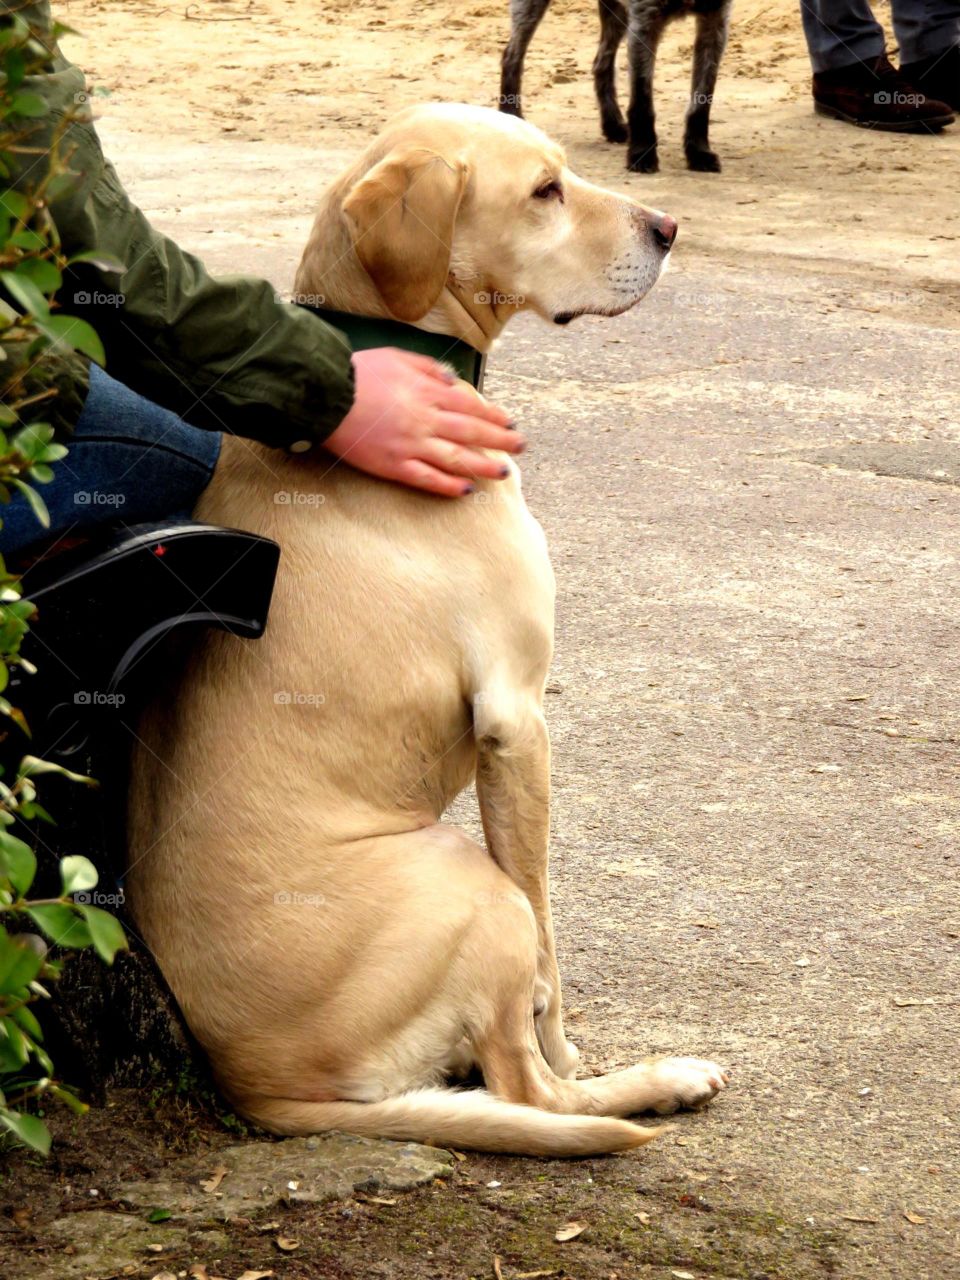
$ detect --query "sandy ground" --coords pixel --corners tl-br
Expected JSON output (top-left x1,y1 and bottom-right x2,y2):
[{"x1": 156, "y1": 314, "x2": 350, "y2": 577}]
[{"x1": 6, "y1": 1, "x2": 959, "y2": 1278}]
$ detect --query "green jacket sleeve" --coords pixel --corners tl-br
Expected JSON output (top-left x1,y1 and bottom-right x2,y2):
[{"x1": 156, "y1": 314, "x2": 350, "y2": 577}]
[{"x1": 4, "y1": 1, "x2": 355, "y2": 449}]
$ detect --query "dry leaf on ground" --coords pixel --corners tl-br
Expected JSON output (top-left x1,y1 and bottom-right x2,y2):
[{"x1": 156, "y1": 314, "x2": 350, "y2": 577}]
[
  {"x1": 555, "y1": 1220, "x2": 588, "y2": 1242},
  {"x1": 199, "y1": 1165, "x2": 228, "y2": 1193}
]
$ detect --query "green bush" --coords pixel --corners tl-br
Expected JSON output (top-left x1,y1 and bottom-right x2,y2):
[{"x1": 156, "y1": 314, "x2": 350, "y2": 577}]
[{"x1": 0, "y1": 12, "x2": 126, "y2": 1155}]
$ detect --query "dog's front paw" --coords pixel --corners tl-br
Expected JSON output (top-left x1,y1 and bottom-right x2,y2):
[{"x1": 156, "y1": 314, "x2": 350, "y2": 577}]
[
  {"x1": 601, "y1": 115, "x2": 629, "y2": 144},
  {"x1": 645, "y1": 1056, "x2": 729, "y2": 1114},
  {"x1": 627, "y1": 147, "x2": 659, "y2": 174},
  {"x1": 685, "y1": 147, "x2": 722, "y2": 173}
]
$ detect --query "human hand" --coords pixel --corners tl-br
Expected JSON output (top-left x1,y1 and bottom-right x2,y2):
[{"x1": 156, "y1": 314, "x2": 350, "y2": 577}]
[{"x1": 323, "y1": 347, "x2": 525, "y2": 497}]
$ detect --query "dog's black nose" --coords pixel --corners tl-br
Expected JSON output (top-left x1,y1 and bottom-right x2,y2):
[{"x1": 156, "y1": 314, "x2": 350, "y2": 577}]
[{"x1": 652, "y1": 213, "x2": 678, "y2": 251}]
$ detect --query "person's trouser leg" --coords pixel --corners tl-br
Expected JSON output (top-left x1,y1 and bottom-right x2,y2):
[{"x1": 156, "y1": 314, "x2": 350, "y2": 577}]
[
  {"x1": 800, "y1": 0, "x2": 886, "y2": 72},
  {"x1": 893, "y1": 0, "x2": 960, "y2": 62},
  {"x1": 0, "y1": 364, "x2": 223, "y2": 558}
]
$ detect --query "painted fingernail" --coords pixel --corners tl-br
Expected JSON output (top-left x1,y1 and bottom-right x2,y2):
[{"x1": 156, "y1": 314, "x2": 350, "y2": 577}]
[
  {"x1": 506, "y1": 420, "x2": 519, "y2": 430},
  {"x1": 463, "y1": 483, "x2": 476, "y2": 496},
  {"x1": 499, "y1": 464, "x2": 510, "y2": 478}
]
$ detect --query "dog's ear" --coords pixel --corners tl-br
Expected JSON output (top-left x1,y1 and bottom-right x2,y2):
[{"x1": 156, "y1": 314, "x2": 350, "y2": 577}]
[{"x1": 342, "y1": 147, "x2": 469, "y2": 323}]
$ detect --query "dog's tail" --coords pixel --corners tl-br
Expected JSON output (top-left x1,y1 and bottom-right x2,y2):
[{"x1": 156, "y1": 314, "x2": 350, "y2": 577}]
[{"x1": 242, "y1": 1087, "x2": 667, "y2": 1157}]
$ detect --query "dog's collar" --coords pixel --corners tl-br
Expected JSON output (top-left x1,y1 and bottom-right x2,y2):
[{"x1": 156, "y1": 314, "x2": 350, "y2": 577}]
[{"x1": 304, "y1": 306, "x2": 487, "y2": 392}]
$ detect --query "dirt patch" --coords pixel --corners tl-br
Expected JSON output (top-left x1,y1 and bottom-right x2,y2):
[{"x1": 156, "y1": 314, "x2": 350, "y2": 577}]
[{"x1": 3, "y1": 1091, "x2": 845, "y2": 1280}]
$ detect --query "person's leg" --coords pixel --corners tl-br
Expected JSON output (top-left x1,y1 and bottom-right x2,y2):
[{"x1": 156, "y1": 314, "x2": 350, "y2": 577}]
[
  {"x1": 801, "y1": 0, "x2": 957, "y2": 126},
  {"x1": 898, "y1": 0, "x2": 960, "y2": 109},
  {"x1": 801, "y1": 0, "x2": 886, "y2": 73},
  {"x1": 0, "y1": 365, "x2": 222, "y2": 558},
  {"x1": 894, "y1": 0, "x2": 960, "y2": 62}
]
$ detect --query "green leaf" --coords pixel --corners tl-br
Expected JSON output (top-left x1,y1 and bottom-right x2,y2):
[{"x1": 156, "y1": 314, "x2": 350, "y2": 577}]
[
  {"x1": 0, "y1": 830, "x2": 36, "y2": 896},
  {"x1": 38, "y1": 443, "x2": 69, "y2": 464},
  {"x1": 60, "y1": 855, "x2": 98, "y2": 895},
  {"x1": 24, "y1": 903, "x2": 92, "y2": 950},
  {"x1": 10, "y1": 91, "x2": 48, "y2": 118},
  {"x1": 3, "y1": 47, "x2": 26, "y2": 91},
  {"x1": 27, "y1": 462, "x2": 53, "y2": 485},
  {"x1": 0, "y1": 1108, "x2": 51, "y2": 1155},
  {"x1": 14, "y1": 258, "x2": 60, "y2": 295},
  {"x1": 0, "y1": 269, "x2": 49, "y2": 319},
  {"x1": 0, "y1": 404, "x2": 17, "y2": 427},
  {"x1": 0, "y1": 934, "x2": 43, "y2": 992},
  {"x1": 34, "y1": 314, "x2": 105, "y2": 365},
  {"x1": 0, "y1": 191, "x2": 29, "y2": 222},
  {"x1": 49, "y1": 1084, "x2": 87, "y2": 1116},
  {"x1": 8, "y1": 227, "x2": 48, "y2": 252},
  {"x1": 19, "y1": 756, "x2": 95, "y2": 786},
  {"x1": 0, "y1": 1015, "x2": 28, "y2": 1067},
  {"x1": 10, "y1": 1001, "x2": 42, "y2": 1041},
  {"x1": 66, "y1": 249, "x2": 126, "y2": 274},
  {"x1": 147, "y1": 1207, "x2": 172, "y2": 1223},
  {"x1": 77, "y1": 904, "x2": 126, "y2": 963},
  {"x1": 9, "y1": 479, "x2": 49, "y2": 529}
]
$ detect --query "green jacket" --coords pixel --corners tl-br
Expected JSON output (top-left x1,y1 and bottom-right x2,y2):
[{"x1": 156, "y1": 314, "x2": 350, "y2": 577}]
[{"x1": 1, "y1": 1, "x2": 355, "y2": 449}]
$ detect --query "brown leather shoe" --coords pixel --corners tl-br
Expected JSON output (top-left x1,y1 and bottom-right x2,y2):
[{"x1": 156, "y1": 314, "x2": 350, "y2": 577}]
[
  {"x1": 900, "y1": 43, "x2": 960, "y2": 113},
  {"x1": 813, "y1": 53, "x2": 955, "y2": 131}
]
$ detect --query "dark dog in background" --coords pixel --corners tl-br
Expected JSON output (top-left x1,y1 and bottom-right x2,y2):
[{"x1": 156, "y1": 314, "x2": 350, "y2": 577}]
[{"x1": 500, "y1": 0, "x2": 732, "y2": 173}]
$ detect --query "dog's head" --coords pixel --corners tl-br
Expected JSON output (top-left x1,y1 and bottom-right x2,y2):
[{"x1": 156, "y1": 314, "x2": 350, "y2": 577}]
[{"x1": 329, "y1": 103, "x2": 676, "y2": 338}]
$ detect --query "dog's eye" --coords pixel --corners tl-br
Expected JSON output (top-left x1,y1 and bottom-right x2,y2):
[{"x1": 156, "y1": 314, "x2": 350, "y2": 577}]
[{"x1": 533, "y1": 179, "x2": 563, "y2": 202}]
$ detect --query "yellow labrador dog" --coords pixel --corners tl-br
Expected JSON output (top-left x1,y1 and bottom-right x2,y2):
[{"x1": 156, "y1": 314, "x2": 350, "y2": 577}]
[{"x1": 127, "y1": 103, "x2": 728, "y2": 1156}]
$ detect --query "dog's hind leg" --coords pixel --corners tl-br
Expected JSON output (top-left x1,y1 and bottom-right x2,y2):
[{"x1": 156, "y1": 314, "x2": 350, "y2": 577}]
[
  {"x1": 238, "y1": 852, "x2": 726, "y2": 1155},
  {"x1": 625, "y1": 0, "x2": 667, "y2": 173},
  {"x1": 684, "y1": 5, "x2": 730, "y2": 172},
  {"x1": 500, "y1": 0, "x2": 553, "y2": 117},
  {"x1": 593, "y1": 0, "x2": 630, "y2": 142}
]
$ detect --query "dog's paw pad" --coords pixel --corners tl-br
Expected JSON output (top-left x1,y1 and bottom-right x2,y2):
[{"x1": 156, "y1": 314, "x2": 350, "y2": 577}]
[{"x1": 648, "y1": 1056, "x2": 729, "y2": 1114}]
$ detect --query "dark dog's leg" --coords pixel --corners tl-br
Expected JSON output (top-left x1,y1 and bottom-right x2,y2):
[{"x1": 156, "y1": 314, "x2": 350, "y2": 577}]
[
  {"x1": 625, "y1": 1, "x2": 666, "y2": 173},
  {"x1": 684, "y1": 5, "x2": 730, "y2": 172},
  {"x1": 500, "y1": 0, "x2": 553, "y2": 118},
  {"x1": 593, "y1": 0, "x2": 629, "y2": 143}
]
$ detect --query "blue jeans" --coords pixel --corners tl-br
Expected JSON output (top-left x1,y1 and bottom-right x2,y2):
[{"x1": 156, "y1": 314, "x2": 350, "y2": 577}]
[
  {"x1": 0, "y1": 365, "x2": 222, "y2": 557},
  {"x1": 801, "y1": 0, "x2": 960, "y2": 71}
]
